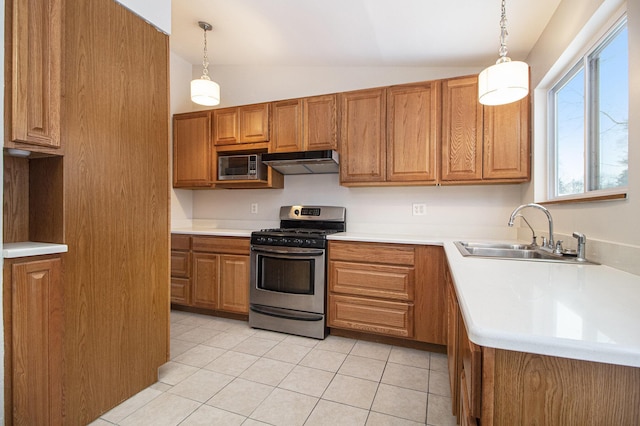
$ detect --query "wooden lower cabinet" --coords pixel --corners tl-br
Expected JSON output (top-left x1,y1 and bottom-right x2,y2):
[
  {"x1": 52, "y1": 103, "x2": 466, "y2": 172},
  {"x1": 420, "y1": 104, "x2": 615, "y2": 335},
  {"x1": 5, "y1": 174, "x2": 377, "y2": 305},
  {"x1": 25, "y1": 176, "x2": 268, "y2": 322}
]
[
  {"x1": 446, "y1": 263, "x2": 640, "y2": 425},
  {"x1": 171, "y1": 234, "x2": 250, "y2": 315},
  {"x1": 327, "y1": 241, "x2": 445, "y2": 345},
  {"x1": 3, "y1": 255, "x2": 64, "y2": 425}
]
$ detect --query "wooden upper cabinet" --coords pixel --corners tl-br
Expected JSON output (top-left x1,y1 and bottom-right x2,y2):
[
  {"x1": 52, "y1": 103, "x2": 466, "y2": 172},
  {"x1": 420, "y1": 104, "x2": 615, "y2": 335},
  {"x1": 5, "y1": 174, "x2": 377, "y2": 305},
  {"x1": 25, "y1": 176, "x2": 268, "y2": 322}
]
[
  {"x1": 212, "y1": 108, "x2": 239, "y2": 145},
  {"x1": 5, "y1": 0, "x2": 62, "y2": 153},
  {"x1": 172, "y1": 111, "x2": 213, "y2": 188},
  {"x1": 483, "y1": 96, "x2": 530, "y2": 180},
  {"x1": 441, "y1": 75, "x2": 530, "y2": 183},
  {"x1": 339, "y1": 88, "x2": 386, "y2": 184},
  {"x1": 387, "y1": 82, "x2": 440, "y2": 183},
  {"x1": 240, "y1": 103, "x2": 270, "y2": 142},
  {"x1": 213, "y1": 103, "x2": 270, "y2": 145},
  {"x1": 441, "y1": 76, "x2": 483, "y2": 181},
  {"x1": 271, "y1": 99, "x2": 303, "y2": 152},
  {"x1": 303, "y1": 94, "x2": 338, "y2": 151},
  {"x1": 271, "y1": 94, "x2": 338, "y2": 153}
]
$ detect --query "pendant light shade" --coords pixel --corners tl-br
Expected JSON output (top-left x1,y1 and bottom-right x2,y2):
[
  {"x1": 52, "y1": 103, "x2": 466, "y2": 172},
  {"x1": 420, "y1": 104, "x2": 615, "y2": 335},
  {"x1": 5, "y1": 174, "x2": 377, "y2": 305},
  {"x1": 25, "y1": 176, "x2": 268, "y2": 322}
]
[
  {"x1": 191, "y1": 21, "x2": 220, "y2": 106},
  {"x1": 478, "y1": 59, "x2": 528, "y2": 106},
  {"x1": 478, "y1": 0, "x2": 529, "y2": 106},
  {"x1": 191, "y1": 78, "x2": 220, "y2": 106}
]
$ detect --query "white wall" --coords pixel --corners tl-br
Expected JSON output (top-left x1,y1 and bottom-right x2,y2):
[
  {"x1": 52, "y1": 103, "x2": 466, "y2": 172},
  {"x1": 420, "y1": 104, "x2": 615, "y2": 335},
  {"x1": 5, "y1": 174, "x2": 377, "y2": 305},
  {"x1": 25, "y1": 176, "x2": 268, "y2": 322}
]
[
  {"x1": 114, "y1": 0, "x2": 171, "y2": 34},
  {"x1": 170, "y1": 51, "x2": 194, "y2": 224},
  {"x1": 524, "y1": 0, "x2": 638, "y2": 247}
]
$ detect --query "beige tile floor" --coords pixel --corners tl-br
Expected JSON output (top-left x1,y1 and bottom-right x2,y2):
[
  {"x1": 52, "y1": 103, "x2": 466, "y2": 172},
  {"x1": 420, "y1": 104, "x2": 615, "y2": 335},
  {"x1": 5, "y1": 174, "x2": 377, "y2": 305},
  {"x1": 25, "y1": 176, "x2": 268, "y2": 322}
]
[{"x1": 91, "y1": 310, "x2": 457, "y2": 426}]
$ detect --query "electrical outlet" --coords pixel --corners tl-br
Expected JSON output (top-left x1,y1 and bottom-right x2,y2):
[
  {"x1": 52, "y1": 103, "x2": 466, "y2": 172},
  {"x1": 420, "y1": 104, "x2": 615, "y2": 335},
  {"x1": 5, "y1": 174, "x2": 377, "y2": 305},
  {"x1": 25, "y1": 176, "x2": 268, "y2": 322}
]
[
  {"x1": 412, "y1": 203, "x2": 426, "y2": 216},
  {"x1": 250, "y1": 203, "x2": 258, "y2": 214}
]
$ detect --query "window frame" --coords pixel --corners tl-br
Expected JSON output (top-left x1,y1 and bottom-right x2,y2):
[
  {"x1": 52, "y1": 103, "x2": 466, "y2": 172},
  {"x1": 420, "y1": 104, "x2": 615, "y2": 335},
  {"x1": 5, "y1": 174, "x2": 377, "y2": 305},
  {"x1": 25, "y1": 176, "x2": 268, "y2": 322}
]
[{"x1": 547, "y1": 13, "x2": 628, "y2": 202}]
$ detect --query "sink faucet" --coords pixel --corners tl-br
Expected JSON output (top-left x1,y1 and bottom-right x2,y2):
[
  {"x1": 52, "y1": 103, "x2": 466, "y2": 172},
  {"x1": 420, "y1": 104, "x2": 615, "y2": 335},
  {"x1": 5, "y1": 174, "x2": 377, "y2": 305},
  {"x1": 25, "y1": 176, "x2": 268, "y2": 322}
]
[{"x1": 508, "y1": 203, "x2": 554, "y2": 250}]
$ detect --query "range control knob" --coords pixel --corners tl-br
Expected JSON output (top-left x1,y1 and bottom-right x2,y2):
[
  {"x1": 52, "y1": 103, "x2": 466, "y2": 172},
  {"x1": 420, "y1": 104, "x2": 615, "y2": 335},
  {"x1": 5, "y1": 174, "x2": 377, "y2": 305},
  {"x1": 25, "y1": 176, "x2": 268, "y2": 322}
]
[{"x1": 293, "y1": 238, "x2": 304, "y2": 246}]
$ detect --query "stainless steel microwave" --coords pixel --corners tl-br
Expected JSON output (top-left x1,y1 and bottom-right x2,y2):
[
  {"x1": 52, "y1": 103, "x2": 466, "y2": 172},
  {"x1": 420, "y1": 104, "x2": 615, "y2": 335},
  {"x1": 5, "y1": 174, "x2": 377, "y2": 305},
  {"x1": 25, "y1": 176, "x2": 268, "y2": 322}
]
[{"x1": 218, "y1": 154, "x2": 267, "y2": 181}]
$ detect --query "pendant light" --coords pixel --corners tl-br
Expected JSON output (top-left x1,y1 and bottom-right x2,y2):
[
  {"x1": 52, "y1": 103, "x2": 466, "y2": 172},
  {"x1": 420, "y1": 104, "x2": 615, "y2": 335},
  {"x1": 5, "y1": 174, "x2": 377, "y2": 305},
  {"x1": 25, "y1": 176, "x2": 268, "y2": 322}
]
[
  {"x1": 191, "y1": 21, "x2": 221, "y2": 106},
  {"x1": 478, "y1": 0, "x2": 529, "y2": 106}
]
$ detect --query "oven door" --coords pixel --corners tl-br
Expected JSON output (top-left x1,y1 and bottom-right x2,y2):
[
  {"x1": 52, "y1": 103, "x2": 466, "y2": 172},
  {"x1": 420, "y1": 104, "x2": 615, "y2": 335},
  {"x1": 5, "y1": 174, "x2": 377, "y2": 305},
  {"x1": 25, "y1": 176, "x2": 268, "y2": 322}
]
[{"x1": 250, "y1": 245, "x2": 325, "y2": 314}]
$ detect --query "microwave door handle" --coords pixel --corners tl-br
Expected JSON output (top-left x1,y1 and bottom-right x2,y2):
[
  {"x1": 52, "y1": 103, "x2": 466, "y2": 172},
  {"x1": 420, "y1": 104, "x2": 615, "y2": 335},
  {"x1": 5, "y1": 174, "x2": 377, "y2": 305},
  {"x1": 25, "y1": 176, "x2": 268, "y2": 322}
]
[{"x1": 252, "y1": 247, "x2": 324, "y2": 256}]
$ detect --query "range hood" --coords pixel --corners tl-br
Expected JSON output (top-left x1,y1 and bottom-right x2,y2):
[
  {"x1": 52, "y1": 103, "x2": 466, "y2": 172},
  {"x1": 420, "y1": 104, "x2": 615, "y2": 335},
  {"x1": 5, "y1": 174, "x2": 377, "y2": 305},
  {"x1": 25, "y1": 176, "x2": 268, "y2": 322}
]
[{"x1": 260, "y1": 150, "x2": 339, "y2": 175}]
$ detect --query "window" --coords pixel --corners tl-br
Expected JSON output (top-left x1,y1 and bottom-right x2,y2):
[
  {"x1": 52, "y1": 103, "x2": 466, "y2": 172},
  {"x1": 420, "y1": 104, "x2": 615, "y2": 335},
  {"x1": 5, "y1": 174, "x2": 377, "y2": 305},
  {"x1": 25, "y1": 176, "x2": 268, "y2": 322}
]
[{"x1": 549, "y1": 16, "x2": 628, "y2": 199}]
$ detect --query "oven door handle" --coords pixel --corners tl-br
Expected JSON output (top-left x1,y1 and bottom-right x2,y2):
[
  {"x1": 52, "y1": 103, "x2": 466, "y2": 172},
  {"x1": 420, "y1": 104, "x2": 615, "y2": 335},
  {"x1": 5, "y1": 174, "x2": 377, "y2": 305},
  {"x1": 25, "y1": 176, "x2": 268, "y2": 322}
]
[{"x1": 251, "y1": 246, "x2": 325, "y2": 256}]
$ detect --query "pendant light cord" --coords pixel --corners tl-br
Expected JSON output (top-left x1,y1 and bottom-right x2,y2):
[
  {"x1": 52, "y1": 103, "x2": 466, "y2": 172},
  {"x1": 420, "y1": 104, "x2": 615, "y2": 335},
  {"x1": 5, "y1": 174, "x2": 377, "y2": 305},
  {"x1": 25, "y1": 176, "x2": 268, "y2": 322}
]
[
  {"x1": 498, "y1": 0, "x2": 509, "y2": 63},
  {"x1": 200, "y1": 23, "x2": 211, "y2": 81}
]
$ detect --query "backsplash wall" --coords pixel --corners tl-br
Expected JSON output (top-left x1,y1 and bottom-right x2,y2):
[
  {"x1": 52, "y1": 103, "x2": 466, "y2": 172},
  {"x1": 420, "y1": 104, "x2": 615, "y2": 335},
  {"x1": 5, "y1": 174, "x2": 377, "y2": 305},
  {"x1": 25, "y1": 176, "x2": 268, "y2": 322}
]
[{"x1": 191, "y1": 174, "x2": 523, "y2": 239}]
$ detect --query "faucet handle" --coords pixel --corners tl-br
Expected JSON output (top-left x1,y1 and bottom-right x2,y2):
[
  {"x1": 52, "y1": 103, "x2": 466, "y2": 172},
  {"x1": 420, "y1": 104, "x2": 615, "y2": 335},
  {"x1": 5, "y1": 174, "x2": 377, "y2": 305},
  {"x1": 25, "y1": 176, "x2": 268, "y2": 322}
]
[{"x1": 554, "y1": 240, "x2": 564, "y2": 254}]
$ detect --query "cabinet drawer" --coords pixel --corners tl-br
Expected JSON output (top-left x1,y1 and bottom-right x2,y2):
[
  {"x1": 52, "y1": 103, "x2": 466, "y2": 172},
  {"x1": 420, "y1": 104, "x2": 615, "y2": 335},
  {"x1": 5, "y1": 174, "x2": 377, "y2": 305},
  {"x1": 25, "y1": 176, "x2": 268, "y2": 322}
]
[
  {"x1": 192, "y1": 236, "x2": 250, "y2": 255},
  {"x1": 171, "y1": 277, "x2": 191, "y2": 305},
  {"x1": 329, "y1": 261, "x2": 414, "y2": 301},
  {"x1": 329, "y1": 241, "x2": 415, "y2": 266},
  {"x1": 328, "y1": 294, "x2": 413, "y2": 338},
  {"x1": 171, "y1": 234, "x2": 191, "y2": 250},
  {"x1": 171, "y1": 250, "x2": 191, "y2": 278}
]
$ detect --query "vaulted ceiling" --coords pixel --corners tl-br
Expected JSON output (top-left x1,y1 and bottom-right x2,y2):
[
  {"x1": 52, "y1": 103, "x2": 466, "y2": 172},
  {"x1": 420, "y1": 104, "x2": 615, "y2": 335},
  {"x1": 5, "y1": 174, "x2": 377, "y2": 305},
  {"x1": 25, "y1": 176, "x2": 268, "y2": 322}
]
[{"x1": 170, "y1": 0, "x2": 561, "y2": 69}]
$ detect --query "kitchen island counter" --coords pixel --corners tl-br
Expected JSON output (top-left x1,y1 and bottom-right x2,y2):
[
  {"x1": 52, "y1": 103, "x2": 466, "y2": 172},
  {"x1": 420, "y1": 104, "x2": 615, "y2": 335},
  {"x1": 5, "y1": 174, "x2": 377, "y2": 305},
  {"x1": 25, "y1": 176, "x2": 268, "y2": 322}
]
[{"x1": 328, "y1": 232, "x2": 640, "y2": 368}]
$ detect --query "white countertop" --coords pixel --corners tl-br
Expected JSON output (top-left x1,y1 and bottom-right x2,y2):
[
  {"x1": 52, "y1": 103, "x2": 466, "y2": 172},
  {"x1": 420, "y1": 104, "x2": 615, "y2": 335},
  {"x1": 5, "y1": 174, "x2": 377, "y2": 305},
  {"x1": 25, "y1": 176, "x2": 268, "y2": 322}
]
[
  {"x1": 172, "y1": 226, "x2": 253, "y2": 238},
  {"x1": 172, "y1": 227, "x2": 640, "y2": 368},
  {"x1": 3, "y1": 241, "x2": 69, "y2": 258}
]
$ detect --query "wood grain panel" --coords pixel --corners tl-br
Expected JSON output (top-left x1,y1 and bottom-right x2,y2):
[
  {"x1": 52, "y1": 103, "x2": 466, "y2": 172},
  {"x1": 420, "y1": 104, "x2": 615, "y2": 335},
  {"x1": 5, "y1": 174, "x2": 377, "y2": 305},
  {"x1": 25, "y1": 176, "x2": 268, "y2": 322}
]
[
  {"x1": 303, "y1": 94, "x2": 338, "y2": 151},
  {"x1": 460, "y1": 313, "x2": 482, "y2": 418},
  {"x1": 271, "y1": 99, "x2": 303, "y2": 152},
  {"x1": 446, "y1": 267, "x2": 460, "y2": 418},
  {"x1": 489, "y1": 349, "x2": 640, "y2": 425},
  {"x1": 441, "y1": 76, "x2": 483, "y2": 181},
  {"x1": 328, "y1": 240, "x2": 415, "y2": 266},
  {"x1": 414, "y1": 245, "x2": 446, "y2": 345},
  {"x1": 10, "y1": 256, "x2": 63, "y2": 425},
  {"x1": 171, "y1": 233, "x2": 192, "y2": 251},
  {"x1": 328, "y1": 294, "x2": 413, "y2": 337},
  {"x1": 62, "y1": 0, "x2": 170, "y2": 422},
  {"x1": 218, "y1": 255, "x2": 250, "y2": 314},
  {"x1": 29, "y1": 156, "x2": 64, "y2": 243},
  {"x1": 3, "y1": 155, "x2": 29, "y2": 243},
  {"x1": 170, "y1": 250, "x2": 191, "y2": 278},
  {"x1": 213, "y1": 107, "x2": 239, "y2": 145},
  {"x1": 386, "y1": 82, "x2": 439, "y2": 182},
  {"x1": 329, "y1": 260, "x2": 414, "y2": 301},
  {"x1": 339, "y1": 88, "x2": 386, "y2": 183},
  {"x1": 239, "y1": 103, "x2": 270, "y2": 142},
  {"x1": 170, "y1": 277, "x2": 191, "y2": 305},
  {"x1": 192, "y1": 236, "x2": 250, "y2": 255},
  {"x1": 192, "y1": 253, "x2": 218, "y2": 309},
  {"x1": 483, "y1": 96, "x2": 530, "y2": 180},
  {"x1": 173, "y1": 111, "x2": 212, "y2": 187},
  {"x1": 5, "y1": 0, "x2": 62, "y2": 150}
]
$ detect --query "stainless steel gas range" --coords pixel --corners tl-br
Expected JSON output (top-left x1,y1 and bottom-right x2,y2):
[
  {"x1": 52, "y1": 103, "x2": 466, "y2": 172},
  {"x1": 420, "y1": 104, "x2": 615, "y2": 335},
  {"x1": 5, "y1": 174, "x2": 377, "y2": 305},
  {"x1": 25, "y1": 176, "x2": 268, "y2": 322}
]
[{"x1": 249, "y1": 205, "x2": 346, "y2": 339}]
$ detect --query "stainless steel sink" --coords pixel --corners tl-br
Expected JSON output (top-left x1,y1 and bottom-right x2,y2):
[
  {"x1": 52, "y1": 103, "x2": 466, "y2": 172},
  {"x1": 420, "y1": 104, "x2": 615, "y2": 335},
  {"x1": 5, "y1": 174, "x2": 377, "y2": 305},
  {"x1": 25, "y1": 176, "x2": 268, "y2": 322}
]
[{"x1": 454, "y1": 241, "x2": 598, "y2": 264}]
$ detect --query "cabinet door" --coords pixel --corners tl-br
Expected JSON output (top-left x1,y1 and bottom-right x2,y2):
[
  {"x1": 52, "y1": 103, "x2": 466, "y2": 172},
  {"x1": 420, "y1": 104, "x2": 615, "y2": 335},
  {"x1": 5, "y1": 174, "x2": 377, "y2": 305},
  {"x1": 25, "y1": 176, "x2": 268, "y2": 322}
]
[
  {"x1": 339, "y1": 88, "x2": 386, "y2": 183},
  {"x1": 213, "y1": 107, "x2": 239, "y2": 145},
  {"x1": 483, "y1": 96, "x2": 530, "y2": 180},
  {"x1": 271, "y1": 99, "x2": 303, "y2": 152},
  {"x1": 218, "y1": 255, "x2": 250, "y2": 314},
  {"x1": 173, "y1": 112, "x2": 212, "y2": 187},
  {"x1": 441, "y1": 76, "x2": 483, "y2": 181},
  {"x1": 7, "y1": 0, "x2": 62, "y2": 151},
  {"x1": 446, "y1": 270, "x2": 460, "y2": 418},
  {"x1": 387, "y1": 82, "x2": 440, "y2": 182},
  {"x1": 303, "y1": 94, "x2": 338, "y2": 151},
  {"x1": 192, "y1": 252, "x2": 219, "y2": 310},
  {"x1": 11, "y1": 257, "x2": 63, "y2": 425},
  {"x1": 239, "y1": 103, "x2": 270, "y2": 142}
]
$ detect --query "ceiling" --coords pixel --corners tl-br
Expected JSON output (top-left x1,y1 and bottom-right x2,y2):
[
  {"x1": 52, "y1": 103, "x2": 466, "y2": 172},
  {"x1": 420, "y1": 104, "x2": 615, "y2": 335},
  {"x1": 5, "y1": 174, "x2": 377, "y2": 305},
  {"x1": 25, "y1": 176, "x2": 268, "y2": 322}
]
[{"x1": 170, "y1": 0, "x2": 561, "y2": 69}]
